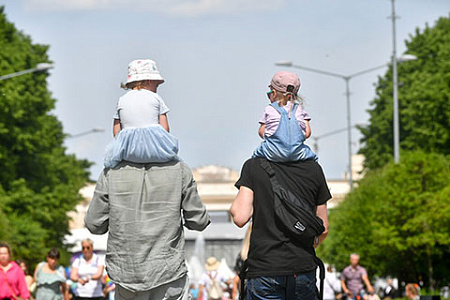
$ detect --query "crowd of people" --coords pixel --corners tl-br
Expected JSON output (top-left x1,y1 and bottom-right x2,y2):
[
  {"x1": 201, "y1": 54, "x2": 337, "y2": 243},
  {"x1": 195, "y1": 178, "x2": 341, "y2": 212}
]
[
  {"x1": 185, "y1": 252, "x2": 430, "y2": 300},
  {"x1": 0, "y1": 241, "x2": 115, "y2": 300},
  {"x1": 321, "y1": 254, "x2": 428, "y2": 300},
  {"x1": 0, "y1": 241, "x2": 438, "y2": 300}
]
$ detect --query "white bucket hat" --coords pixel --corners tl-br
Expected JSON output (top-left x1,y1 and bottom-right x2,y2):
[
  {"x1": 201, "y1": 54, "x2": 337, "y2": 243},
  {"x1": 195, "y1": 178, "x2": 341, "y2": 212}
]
[{"x1": 125, "y1": 59, "x2": 165, "y2": 85}]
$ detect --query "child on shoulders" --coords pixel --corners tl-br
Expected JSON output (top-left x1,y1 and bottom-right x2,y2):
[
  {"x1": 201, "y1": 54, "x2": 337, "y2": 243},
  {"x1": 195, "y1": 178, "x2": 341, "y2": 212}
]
[
  {"x1": 253, "y1": 71, "x2": 317, "y2": 162},
  {"x1": 104, "y1": 59, "x2": 179, "y2": 168}
]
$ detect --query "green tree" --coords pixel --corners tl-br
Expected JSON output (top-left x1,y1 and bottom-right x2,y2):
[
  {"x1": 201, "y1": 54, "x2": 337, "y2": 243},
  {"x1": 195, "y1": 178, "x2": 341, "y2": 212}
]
[
  {"x1": 318, "y1": 151, "x2": 450, "y2": 290},
  {"x1": 0, "y1": 6, "x2": 91, "y2": 267},
  {"x1": 359, "y1": 16, "x2": 450, "y2": 170}
]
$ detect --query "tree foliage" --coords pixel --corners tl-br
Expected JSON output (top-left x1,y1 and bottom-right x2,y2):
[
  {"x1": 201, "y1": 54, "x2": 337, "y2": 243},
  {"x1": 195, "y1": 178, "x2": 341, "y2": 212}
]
[
  {"x1": 359, "y1": 16, "x2": 450, "y2": 170},
  {"x1": 318, "y1": 151, "x2": 450, "y2": 288},
  {"x1": 0, "y1": 7, "x2": 91, "y2": 268}
]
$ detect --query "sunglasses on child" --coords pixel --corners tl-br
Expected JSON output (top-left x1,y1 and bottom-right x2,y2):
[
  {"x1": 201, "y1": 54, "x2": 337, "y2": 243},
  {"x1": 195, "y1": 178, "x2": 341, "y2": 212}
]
[{"x1": 266, "y1": 90, "x2": 274, "y2": 99}]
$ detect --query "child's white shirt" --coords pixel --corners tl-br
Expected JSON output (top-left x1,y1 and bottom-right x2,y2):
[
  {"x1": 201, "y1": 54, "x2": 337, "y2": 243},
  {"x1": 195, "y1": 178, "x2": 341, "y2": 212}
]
[{"x1": 113, "y1": 89, "x2": 169, "y2": 129}]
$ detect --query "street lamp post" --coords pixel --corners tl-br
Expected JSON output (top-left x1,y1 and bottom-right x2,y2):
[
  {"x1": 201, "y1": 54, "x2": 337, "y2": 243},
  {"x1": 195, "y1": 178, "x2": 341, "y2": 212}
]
[
  {"x1": 275, "y1": 61, "x2": 387, "y2": 189},
  {"x1": 390, "y1": 0, "x2": 400, "y2": 163},
  {"x1": 0, "y1": 63, "x2": 54, "y2": 81},
  {"x1": 68, "y1": 128, "x2": 105, "y2": 139}
]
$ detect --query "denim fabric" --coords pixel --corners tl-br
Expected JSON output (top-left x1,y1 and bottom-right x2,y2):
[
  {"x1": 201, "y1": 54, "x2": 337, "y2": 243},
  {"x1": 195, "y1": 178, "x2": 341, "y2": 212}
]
[
  {"x1": 247, "y1": 270, "x2": 317, "y2": 300},
  {"x1": 253, "y1": 101, "x2": 317, "y2": 162}
]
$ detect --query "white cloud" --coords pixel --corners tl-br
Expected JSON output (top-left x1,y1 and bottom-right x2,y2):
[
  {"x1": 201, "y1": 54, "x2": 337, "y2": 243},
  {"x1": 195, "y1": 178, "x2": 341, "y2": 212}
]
[
  {"x1": 24, "y1": 0, "x2": 110, "y2": 11},
  {"x1": 23, "y1": 0, "x2": 285, "y2": 16}
]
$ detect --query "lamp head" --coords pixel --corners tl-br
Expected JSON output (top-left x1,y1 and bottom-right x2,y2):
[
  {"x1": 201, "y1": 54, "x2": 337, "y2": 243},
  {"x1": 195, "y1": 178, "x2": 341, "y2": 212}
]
[
  {"x1": 275, "y1": 60, "x2": 293, "y2": 67},
  {"x1": 398, "y1": 54, "x2": 417, "y2": 62},
  {"x1": 36, "y1": 63, "x2": 54, "y2": 71}
]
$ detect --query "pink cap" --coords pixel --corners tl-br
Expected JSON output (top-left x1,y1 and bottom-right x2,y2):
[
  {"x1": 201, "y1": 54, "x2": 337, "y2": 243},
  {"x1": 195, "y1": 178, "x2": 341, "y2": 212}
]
[{"x1": 270, "y1": 71, "x2": 301, "y2": 94}]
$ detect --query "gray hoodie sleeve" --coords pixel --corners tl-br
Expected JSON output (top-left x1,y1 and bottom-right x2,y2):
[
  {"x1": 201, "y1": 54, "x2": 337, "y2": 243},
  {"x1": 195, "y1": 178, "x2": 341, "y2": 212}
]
[
  {"x1": 180, "y1": 162, "x2": 210, "y2": 231},
  {"x1": 84, "y1": 169, "x2": 110, "y2": 234}
]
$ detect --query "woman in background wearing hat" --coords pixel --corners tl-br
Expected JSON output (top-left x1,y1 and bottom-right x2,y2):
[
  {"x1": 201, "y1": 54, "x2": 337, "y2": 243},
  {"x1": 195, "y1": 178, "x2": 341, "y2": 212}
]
[
  {"x1": 253, "y1": 71, "x2": 317, "y2": 163},
  {"x1": 104, "y1": 59, "x2": 179, "y2": 168},
  {"x1": 197, "y1": 257, "x2": 227, "y2": 300}
]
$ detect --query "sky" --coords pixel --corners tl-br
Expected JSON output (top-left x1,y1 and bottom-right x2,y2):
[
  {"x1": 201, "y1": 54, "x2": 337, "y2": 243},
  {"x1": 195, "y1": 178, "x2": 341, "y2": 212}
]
[{"x1": 1, "y1": 0, "x2": 449, "y2": 180}]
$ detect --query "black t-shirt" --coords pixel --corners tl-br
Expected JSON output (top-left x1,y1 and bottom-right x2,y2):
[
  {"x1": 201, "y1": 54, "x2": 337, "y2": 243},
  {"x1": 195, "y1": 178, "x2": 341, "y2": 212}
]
[{"x1": 235, "y1": 157, "x2": 332, "y2": 278}]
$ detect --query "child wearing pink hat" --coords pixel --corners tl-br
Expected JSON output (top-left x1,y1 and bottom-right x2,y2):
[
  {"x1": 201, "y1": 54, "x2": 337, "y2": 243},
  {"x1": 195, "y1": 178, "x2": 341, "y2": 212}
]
[
  {"x1": 104, "y1": 59, "x2": 179, "y2": 168},
  {"x1": 253, "y1": 71, "x2": 317, "y2": 162}
]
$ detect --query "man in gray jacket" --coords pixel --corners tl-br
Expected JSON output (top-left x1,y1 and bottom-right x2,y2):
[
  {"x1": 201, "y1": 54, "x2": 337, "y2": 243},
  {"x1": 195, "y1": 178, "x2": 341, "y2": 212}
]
[{"x1": 85, "y1": 160, "x2": 210, "y2": 300}]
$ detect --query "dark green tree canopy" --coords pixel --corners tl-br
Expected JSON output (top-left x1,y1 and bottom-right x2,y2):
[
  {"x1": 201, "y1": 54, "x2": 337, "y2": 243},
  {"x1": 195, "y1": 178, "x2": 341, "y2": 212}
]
[
  {"x1": 0, "y1": 6, "x2": 91, "y2": 267},
  {"x1": 359, "y1": 16, "x2": 450, "y2": 170}
]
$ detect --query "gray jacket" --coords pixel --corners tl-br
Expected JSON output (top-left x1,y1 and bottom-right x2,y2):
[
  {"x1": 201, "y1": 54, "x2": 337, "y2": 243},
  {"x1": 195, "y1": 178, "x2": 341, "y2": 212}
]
[{"x1": 85, "y1": 160, "x2": 210, "y2": 292}]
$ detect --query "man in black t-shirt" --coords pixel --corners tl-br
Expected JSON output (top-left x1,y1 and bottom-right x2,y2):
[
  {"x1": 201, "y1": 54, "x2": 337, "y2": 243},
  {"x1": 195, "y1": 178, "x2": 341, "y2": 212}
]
[{"x1": 230, "y1": 157, "x2": 331, "y2": 300}]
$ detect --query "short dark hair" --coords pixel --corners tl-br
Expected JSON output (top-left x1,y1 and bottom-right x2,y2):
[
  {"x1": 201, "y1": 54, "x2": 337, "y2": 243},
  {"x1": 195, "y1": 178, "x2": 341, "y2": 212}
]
[
  {"x1": 0, "y1": 242, "x2": 12, "y2": 256},
  {"x1": 47, "y1": 248, "x2": 60, "y2": 260}
]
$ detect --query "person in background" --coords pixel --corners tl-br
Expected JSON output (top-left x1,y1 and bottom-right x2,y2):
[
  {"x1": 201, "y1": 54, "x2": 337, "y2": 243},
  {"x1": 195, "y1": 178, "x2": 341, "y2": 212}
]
[
  {"x1": 405, "y1": 283, "x2": 419, "y2": 300},
  {"x1": 323, "y1": 265, "x2": 342, "y2": 300},
  {"x1": 231, "y1": 224, "x2": 251, "y2": 300},
  {"x1": 197, "y1": 257, "x2": 226, "y2": 300},
  {"x1": 70, "y1": 239, "x2": 105, "y2": 300},
  {"x1": 341, "y1": 253, "x2": 375, "y2": 300},
  {"x1": 101, "y1": 272, "x2": 115, "y2": 300},
  {"x1": 34, "y1": 248, "x2": 68, "y2": 300},
  {"x1": 17, "y1": 260, "x2": 35, "y2": 299},
  {"x1": 383, "y1": 278, "x2": 397, "y2": 300},
  {"x1": 0, "y1": 242, "x2": 31, "y2": 300}
]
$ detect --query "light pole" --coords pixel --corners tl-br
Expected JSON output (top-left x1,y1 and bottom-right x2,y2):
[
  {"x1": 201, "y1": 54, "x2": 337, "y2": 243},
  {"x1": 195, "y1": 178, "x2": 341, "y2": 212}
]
[
  {"x1": 68, "y1": 128, "x2": 105, "y2": 139},
  {"x1": 275, "y1": 61, "x2": 387, "y2": 189},
  {"x1": 390, "y1": 0, "x2": 401, "y2": 163},
  {"x1": 0, "y1": 63, "x2": 53, "y2": 81},
  {"x1": 312, "y1": 124, "x2": 366, "y2": 154}
]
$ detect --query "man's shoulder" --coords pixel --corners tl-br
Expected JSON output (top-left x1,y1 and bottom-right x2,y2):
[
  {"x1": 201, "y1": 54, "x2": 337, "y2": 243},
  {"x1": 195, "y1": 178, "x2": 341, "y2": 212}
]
[
  {"x1": 272, "y1": 159, "x2": 321, "y2": 172},
  {"x1": 241, "y1": 158, "x2": 321, "y2": 172},
  {"x1": 110, "y1": 160, "x2": 185, "y2": 171},
  {"x1": 342, "y1": 265, "x2": 352, "y2": 274},
  {"x1": 356, "y1": 265, "x2": 367, "y2": 273}
]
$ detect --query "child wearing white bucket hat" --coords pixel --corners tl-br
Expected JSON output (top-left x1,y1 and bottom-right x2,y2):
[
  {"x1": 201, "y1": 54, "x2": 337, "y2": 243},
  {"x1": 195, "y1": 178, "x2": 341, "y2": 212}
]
[
  {"x1": 253, "y1": 71, "x2": 317, "y2": 162},
  {"x1": 104, "y1": 59, "x2": 179, "y2": 168}
]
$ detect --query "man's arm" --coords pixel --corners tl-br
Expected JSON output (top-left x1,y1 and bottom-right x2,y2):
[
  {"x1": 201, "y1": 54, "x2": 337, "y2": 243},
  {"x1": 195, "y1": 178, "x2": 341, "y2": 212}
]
[
  {"x1": 181, "y1": 163, "x2": 210, "y2": 231},
  {"x1": 230, "y1": 186, "x2": 254, "y2": 228},
  {"x1": 362, "y1": 274, "x2": 375, "y2": 293},
  {"x1": 341, "y1": 277, "x2": 352, "y2": 298},
  {"x1": 85, "y1": 170, "x2": 110, "y2": 234},
  {"x1": 315, "y1": 203, "x2": 329, "y2": 248}
]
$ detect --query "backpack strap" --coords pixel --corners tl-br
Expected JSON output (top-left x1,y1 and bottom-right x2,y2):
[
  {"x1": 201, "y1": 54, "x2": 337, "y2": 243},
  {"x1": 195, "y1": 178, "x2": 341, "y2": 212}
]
[
  {"x1": 259, "y1": 158, "x2": 325, "y2": 300},
  {"x1": 260, "y1": 159, "x2": 312, "y2": 211},
  {"x1": 260, "y1": 159, "x2": 275, "y2": 177},
  {"x1": 269, "y1": 101, "x2": 287, "y2": 115},
  {"x1": 316, "y1": 257, "x2": 326, "y2": 300}
]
